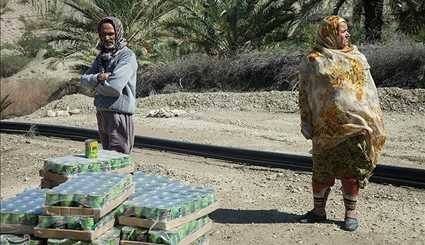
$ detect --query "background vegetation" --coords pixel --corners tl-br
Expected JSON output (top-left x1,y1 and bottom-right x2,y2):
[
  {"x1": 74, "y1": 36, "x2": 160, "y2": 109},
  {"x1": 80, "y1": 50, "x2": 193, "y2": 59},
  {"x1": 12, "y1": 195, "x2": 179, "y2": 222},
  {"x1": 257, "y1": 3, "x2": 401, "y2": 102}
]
[{"x1": 1, "y1": 0, "x2": 424, "y2": 96}]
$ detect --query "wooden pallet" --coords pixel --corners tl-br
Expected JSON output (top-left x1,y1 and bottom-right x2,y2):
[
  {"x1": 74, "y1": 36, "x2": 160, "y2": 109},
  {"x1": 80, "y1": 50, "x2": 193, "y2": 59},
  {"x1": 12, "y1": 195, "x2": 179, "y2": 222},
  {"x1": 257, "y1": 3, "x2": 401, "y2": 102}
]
[
  {"x1": 33, "y1": 216, "x2": 115, "y2": 241},
  {"x1": 120, "y1": 221, "x2": 212, "y2": 245},
  {"x1": 118, "y1": 201, "x2": 219, "y2": 230},
  {"x1": 0, "y1": 224, "x2": 34, "y2": 235},
  {"x1": 40, "y1": 164, "x2": 134, "y2": 188},
  {"x1": 44, "y1": 185, "x2": 135, "y2": 221}
]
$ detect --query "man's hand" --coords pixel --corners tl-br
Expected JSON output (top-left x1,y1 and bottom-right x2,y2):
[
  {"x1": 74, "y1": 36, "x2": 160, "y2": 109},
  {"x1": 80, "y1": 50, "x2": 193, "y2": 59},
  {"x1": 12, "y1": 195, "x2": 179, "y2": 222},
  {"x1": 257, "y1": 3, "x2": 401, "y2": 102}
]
[{"x1": 97, "y1": 72, "x2": 111, "y2": 82}]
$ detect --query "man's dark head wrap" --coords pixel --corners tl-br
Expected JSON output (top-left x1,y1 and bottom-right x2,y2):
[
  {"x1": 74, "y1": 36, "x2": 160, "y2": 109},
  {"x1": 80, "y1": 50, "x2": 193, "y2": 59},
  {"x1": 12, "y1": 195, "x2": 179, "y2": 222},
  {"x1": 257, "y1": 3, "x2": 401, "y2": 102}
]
[{"x1": 96, "y1": 16, "x2": 127, "y2": 65}]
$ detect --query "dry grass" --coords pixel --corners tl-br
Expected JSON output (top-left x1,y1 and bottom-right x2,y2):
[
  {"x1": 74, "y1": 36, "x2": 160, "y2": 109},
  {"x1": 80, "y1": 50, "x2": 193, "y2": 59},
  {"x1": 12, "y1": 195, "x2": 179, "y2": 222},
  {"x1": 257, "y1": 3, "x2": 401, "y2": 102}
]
[
  {"x1": 136, "y1": 41, "x2": 424, "y2": 98},
  {"x1": 360, "y1": 38, "x2": 425, "y2": 88},
  {"x1": 137, "y1": 52, "x2": 301, "y2": 97}
]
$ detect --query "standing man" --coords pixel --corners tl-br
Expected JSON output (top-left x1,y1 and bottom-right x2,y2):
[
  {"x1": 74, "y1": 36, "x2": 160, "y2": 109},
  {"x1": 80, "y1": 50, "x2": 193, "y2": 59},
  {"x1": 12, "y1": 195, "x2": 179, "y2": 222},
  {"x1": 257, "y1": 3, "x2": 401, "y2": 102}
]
[
  {"x1": 81, "y1": 16, "x2": 138, "y2": 154},
  {"x1": 298, "y1": 16, "x2": 386, "y2": 231}
]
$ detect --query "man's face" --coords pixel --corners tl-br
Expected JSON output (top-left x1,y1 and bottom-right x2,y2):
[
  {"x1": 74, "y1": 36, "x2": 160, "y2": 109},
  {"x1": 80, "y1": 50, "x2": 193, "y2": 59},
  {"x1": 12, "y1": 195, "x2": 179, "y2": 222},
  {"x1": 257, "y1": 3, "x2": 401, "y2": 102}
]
[
  {"x1": 337, "y1": 22, "x2": 350, "y2": 49},
  {"x1": 100, "y1": 22, "x2": 116, "y2": 49}
]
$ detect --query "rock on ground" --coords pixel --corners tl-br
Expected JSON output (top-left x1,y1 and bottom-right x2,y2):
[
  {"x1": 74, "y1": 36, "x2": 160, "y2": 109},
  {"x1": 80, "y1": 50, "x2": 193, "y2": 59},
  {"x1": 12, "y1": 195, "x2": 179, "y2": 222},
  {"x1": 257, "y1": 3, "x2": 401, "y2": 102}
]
[{"x1": 24, "y1": 88, "x2": 425, "y2": 119}]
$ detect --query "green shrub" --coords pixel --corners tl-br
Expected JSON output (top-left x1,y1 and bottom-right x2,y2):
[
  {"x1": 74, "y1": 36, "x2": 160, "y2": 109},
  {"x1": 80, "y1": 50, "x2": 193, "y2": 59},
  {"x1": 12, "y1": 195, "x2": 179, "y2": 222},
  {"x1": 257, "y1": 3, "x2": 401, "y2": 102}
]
[
  {"x1": 349, "y1": 24, "x2": 366, "y2": 45},
  {"x1": 0, "y1": 55, "x2": 32, "y2": 78},
  {"x1": 291, "y1": 24, "x2": 318, "y2": 50}
]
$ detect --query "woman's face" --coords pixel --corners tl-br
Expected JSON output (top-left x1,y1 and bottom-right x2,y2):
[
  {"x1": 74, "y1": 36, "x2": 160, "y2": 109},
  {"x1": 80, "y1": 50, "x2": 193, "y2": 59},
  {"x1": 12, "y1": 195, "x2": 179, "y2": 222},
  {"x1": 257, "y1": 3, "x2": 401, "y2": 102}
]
[{"x1": 337, "y1": 22, "x2": 350, "y2": 49}]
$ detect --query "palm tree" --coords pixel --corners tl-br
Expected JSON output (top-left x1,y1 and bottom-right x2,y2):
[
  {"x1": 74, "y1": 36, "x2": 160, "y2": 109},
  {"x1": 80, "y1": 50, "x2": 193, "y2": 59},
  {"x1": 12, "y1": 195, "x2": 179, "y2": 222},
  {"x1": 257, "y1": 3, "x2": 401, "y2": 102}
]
[
  {"x1": 330, "y1": 0, "x2": 384, "y2": 43},
  {"x1": 362, "y1": 0, "x2": 384, "y2": 42},
  {"x1": 30, "y1": 0, "x2": 178, "y2": 62},
  {"x1": 390, "y1": 0, "x2": 425, "y2": 36},
  {"x1": 332, "y1": 0, "x2": 424, "y2": 43},
  {"x1": 163, "y1": 0, "x2": 321, "y2": 56}
]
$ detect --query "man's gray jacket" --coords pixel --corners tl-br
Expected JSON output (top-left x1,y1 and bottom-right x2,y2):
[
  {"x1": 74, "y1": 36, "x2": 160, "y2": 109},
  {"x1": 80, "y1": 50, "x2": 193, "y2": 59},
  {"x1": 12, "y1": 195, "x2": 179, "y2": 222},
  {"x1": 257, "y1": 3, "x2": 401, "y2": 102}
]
[{"x1": 81, "y1": 47, "x2": 137, "y2": 115}]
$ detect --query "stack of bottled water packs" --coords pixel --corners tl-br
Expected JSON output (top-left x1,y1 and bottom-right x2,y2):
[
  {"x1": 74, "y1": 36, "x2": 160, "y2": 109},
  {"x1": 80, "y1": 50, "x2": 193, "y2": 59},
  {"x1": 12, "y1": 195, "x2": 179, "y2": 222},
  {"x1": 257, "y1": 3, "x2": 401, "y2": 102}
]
[
  {"x1": 0, "y1": 188, "x2": 46, "y2": 226},
  {"x1": 46, "y1": 227, "x2": 121, "y2": 245},
  {"x1": 45, "y1": 150, "x2": 132, "y2": 176},
  {"x1": 121, "y1": 216, "x2": 210, "y2": 244},
  {"x1": 45, "y1": 172, "x2": 133, "y2": 208},
  {"x1": 38, "y1": 172, "x2": 132, "y2": 234},
  {"x1": 120, "y1": 172, "x2": 216, "y2": 222},
  {"x1": 0, "y1": 234, "x2": 42, "y2": 245},
  {"x1": 37, "y1": 210, "x2": 116, "y2": 231}
]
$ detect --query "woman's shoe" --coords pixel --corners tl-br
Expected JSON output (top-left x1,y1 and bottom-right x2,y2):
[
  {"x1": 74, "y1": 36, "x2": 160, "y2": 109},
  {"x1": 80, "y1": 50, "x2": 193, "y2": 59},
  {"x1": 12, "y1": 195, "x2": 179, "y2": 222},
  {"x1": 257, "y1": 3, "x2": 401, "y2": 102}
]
[
  {"x1": 343, "y1": 217, "x2": 359, "y2": 231},
  {"x1": 299, "y1": 210, "x2": 327, "y2": 223}
]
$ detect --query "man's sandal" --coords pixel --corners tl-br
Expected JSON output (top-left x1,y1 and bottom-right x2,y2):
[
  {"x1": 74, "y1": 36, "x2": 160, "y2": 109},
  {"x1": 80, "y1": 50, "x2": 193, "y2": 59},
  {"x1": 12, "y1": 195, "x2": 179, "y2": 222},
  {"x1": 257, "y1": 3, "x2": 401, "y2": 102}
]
[
  {"x1": 299, "y1": 210, "x2": 327, "y2": 223},
  {"x1": 343, "y1": 217, "x2": 359, "y2": 231}
]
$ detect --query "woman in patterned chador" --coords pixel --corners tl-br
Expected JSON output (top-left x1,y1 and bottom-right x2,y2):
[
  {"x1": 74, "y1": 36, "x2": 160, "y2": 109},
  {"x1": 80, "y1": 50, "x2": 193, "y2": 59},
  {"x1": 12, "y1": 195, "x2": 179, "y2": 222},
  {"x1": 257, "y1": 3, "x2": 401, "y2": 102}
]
[{"x1": 298, "y1": 15, "x2": 386, "y2": 231}]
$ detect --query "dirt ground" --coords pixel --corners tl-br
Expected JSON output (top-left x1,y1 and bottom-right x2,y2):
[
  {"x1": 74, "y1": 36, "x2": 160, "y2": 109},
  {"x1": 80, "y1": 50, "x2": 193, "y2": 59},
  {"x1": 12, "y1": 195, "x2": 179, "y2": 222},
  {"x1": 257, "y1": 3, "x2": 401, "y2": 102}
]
[
  {"x1": 0, "y1": 0, "x2": 36, "y2": 45},
  {"x1": 1, "y1": 93, "x2": 425, "y2": 244},
  {"x1": 1, "y1": 1, "x2": 424, "y2": 243}
]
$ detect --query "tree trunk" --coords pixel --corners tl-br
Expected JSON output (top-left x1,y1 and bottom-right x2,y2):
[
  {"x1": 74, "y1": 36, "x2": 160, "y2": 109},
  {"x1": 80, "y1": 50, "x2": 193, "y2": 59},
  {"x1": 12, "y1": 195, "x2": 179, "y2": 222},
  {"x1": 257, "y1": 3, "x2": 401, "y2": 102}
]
[
  {"x1": 352, "y1": 0, "x2": 363, "y2": 26},
  {"x1": 333, "y1": 0, "x2": 347, "y2": 15},
  {"x1": 362, "y1": 0, "x2": 384, "y2": 43}
]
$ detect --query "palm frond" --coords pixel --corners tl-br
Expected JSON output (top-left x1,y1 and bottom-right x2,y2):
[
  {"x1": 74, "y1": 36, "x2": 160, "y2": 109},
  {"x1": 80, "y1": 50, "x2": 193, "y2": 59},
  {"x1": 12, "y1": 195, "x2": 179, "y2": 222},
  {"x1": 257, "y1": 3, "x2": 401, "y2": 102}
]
[
  {"x1": 163, "y1": 0, "x2": 312, "y2": 56},
  {"x1": 29, "y1": 0, "x2": 180, "y2": 63}
]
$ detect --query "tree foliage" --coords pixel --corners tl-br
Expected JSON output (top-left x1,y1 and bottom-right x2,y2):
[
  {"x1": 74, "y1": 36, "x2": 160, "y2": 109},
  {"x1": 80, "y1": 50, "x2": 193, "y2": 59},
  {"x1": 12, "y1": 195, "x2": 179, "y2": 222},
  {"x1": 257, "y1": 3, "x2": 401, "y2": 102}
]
[
  {"x1": 390, "y1": 0, "x2": 425, "y2": 36},
  {"x1": 362, "y1": 0, "x2": 384, "y2": 42},
  {"x1": 27, "y1": 0, "x2": 424, "y2": 63},
  {"x1": 30, "y1": 0, "x2": 178, "y2": 62},
  {"x1": 331, "y1": 0, "x2": 424, "y2": 43},
  {"x1": 163, "y1": 0, "x2": 321, "y2": 56}
]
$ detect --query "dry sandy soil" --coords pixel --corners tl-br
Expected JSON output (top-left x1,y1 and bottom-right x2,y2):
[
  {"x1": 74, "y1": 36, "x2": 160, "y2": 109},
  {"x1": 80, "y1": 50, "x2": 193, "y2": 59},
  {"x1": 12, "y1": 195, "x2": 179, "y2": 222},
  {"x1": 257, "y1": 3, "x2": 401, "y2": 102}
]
[
  {"x1": 0, "y1": 0, "x2": 34, "y2": 44},
  {"x1": 1, "y1": 90, "x2": 425, "y2": 245},
  {"x1": 1, "y1": 1, "x2": 424, "y2": 244}
]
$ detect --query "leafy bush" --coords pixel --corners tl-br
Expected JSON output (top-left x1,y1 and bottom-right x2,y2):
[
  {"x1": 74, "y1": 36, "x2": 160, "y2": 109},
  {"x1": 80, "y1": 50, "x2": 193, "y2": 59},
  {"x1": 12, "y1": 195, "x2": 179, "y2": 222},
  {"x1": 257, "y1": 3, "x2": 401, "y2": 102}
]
[
  {"x1": 262, "y1": 24, "x2": 317, "y2": 53},
  {"x1": 349, "y1": 24, "x2": 366, "y2": 45},
  {"x1": 0, "y1": 55, "x2": 32, "y2": 78}
]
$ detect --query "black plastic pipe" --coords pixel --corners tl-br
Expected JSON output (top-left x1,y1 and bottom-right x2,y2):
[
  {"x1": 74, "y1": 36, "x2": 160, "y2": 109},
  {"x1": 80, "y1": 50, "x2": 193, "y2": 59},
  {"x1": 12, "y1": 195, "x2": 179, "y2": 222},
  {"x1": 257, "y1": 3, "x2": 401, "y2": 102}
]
[{"x1": 1, "y1": 121, "x2": 424, "y2": 188}]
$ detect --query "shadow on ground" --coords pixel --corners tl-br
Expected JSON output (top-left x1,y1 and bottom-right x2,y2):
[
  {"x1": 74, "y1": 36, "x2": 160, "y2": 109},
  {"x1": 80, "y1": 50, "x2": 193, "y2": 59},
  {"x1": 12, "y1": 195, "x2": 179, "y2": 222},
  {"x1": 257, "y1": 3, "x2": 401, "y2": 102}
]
[{"x1": 210, "y1": 208, "x2": 341, "y2": 226}]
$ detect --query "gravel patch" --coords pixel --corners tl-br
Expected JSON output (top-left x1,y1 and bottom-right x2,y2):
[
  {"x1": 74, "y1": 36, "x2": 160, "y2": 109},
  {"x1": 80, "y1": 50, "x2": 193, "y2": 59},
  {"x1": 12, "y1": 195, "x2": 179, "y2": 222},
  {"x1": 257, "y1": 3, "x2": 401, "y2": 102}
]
[{"x1": 29, "y1": 88, "x2": 425, "y2": 118}]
